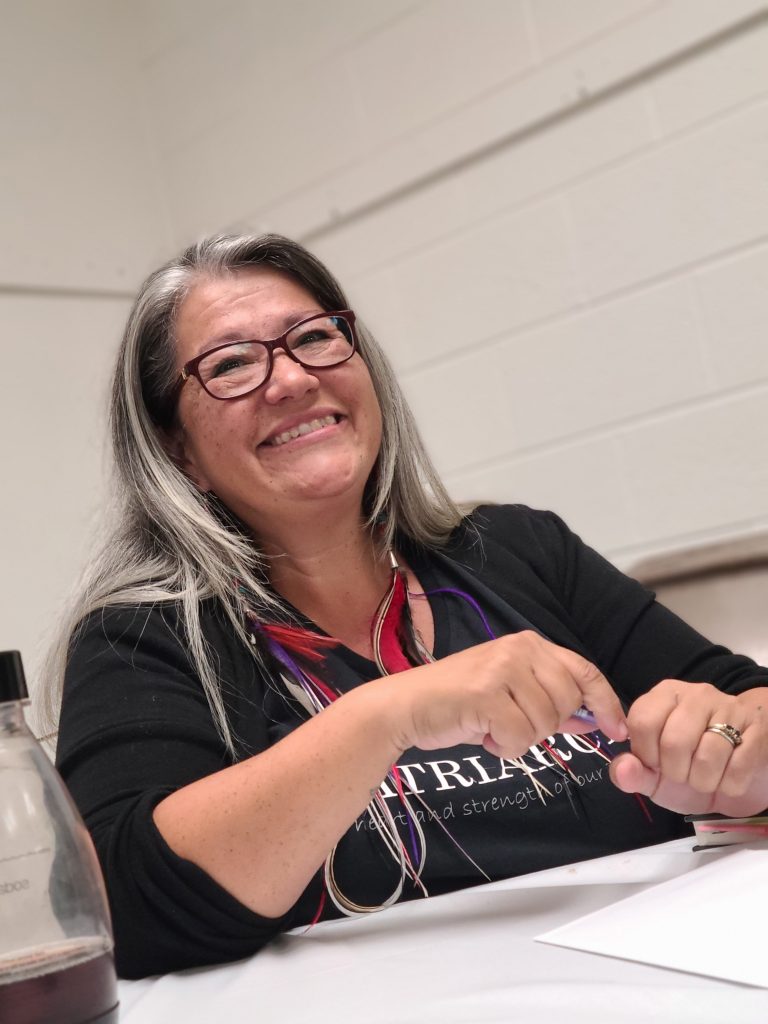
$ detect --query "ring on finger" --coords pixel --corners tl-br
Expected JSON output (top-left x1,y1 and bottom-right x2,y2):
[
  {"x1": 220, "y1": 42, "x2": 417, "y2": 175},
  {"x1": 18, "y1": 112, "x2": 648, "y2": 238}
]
[{"x1": 704, "y1": 722, "x2": 743, "y2": 749}]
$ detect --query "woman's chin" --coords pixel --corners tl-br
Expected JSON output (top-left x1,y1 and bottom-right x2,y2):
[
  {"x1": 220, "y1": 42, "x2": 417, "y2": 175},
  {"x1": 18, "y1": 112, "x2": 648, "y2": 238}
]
[
  {"x1": 290, "y1": 472, "x2": 363, "y2": 505},
  {"x1": 276, "y1": 451, "x2": 371, "y2": 500},
  {"x1": 259, "y1": 463, "x2": 368, "y2": 512}
]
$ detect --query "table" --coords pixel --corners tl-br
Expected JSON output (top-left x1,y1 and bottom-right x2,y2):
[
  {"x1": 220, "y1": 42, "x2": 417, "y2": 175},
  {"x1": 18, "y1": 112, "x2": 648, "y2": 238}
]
[{"x1": 117, "y1": 839, "x2": 767, "y2": 1023}]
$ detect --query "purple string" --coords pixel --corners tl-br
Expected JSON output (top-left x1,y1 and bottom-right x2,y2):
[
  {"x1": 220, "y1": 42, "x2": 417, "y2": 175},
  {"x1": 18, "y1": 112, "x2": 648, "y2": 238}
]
[
  {"x1": 418, "y1": 586, "x2": 497, "y2": 641},
  {"x1": 391, "y1": 769, "x2": 421, "y2": 868},
  {"x1": 259, "y1": 629, "x2": 324, "y2": 703}
]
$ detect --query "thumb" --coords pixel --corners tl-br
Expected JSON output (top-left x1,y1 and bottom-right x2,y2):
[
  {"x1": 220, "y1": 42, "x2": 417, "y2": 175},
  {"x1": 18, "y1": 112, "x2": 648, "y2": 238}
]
[{"x1": 609, "y1": 752, "x2": 659, "y2": 796}]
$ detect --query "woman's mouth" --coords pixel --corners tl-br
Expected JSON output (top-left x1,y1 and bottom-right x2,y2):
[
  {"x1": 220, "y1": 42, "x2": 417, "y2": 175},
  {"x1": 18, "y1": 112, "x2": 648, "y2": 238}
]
[{"x1": 263, "y1": 414, "x2": 340, "y2": 447}]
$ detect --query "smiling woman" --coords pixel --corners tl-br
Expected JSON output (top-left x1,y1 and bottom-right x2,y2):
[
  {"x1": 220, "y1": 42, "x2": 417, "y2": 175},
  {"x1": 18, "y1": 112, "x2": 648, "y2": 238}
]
[
  {"x1": 43, "y1": 234, "x2": 768, "y2": 980},
  {"x1": 168, "y1": 272, "x2": 383, "y2": 549}
]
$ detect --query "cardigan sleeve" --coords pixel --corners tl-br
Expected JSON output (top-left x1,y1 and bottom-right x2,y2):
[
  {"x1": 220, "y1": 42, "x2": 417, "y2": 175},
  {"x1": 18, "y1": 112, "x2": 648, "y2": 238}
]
[
  {"x1": 469, "y1": 504, "x2": 768, "y2": 705},
  {"x1": 56, "y1": 604, "x2": 297, "y2": 979}
]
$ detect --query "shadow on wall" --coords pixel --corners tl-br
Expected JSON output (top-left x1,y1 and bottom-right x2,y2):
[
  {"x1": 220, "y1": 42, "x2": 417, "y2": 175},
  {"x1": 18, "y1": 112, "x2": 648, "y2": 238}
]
[{"x1": 631, "y1": 536, "x2": 768, "y2": 667}]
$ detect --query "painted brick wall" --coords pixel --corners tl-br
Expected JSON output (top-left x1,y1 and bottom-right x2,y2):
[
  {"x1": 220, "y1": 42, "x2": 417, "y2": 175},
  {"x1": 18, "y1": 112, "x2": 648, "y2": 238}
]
[
  {"x1": 138, "y1": 0, "x2": 768, "y2": 570},
  {"x1": 0, "y1": 0, "x2": 172, "y2": 676},
  {"x1": 6, "y1": 1, "x2": 768, "y2": 681}
]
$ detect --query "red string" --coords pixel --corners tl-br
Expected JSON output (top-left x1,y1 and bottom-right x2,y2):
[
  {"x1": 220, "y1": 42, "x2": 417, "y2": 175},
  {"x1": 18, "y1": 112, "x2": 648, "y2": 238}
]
[
  {"x1": 390, "y1": 764, "x2": 408, "y2": 802},
  {"x1": 306, "y1": 670, "x2": 339, "y2": 704},
  {"x1": 632, "y1": 792, "x2": 654, "y2": 822},
  {"x1": 309, "y1": 888, "x2": 326, "y2": 928},
  {"x1": 563, "y1": 733, "x2": 654, "y2": 823},
  {"x1": 539, "y1": 739, "x2": 575, "y2": 777}
]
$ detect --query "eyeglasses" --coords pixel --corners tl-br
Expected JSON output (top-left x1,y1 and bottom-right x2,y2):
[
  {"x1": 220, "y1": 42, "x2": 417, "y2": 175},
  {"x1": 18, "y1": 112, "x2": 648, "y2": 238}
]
[{"x1": 174, "y1": 310, "x2": 358, "y2": 402}]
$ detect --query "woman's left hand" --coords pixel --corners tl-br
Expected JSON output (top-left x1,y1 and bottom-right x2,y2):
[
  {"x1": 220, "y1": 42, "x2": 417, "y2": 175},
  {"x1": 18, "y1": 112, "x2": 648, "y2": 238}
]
[{"x1": 609, "y1": 681, "x2": 768, "y2": 816}]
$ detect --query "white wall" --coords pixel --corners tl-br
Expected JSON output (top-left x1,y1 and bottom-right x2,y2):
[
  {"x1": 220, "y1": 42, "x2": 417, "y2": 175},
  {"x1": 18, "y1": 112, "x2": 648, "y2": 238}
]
[
  {"x1": 4, "y1": 0, "x2": 768, "y2": 687},
  {"x1": 0, "y1": 0, "x2": 173, "y2": 682},
  {"x1": 137, "y1": 0, "x2": 768, "y2": 569}
]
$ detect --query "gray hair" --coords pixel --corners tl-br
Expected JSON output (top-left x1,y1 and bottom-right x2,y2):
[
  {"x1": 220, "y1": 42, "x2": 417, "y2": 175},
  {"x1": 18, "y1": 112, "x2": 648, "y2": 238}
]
[{"x1": 42, "y1": 234, "x2": 462, "y2": 754}]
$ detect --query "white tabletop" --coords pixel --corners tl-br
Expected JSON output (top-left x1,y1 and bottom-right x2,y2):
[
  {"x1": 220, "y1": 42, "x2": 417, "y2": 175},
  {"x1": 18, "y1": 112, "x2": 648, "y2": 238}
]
[{"x1": 118, "y1": 839, "x2": 767, "y2": 1023}]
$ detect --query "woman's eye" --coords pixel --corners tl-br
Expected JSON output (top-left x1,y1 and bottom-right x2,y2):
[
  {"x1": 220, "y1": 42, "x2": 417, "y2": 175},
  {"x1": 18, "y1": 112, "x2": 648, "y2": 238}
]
[
  {"x1": 210, "y1": 356, "x2": 245, "y2": 378},
  {"x1": 205, "y1": 343, "x2": 265, "y2": 379},
  {"x1": 295, "y1": 330, "x2": 328, "y2": 348}
]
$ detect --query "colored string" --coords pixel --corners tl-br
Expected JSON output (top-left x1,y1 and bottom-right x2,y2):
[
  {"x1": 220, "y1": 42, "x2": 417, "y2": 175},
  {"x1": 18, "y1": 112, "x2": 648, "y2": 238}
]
[
  {"x1": 391, "y1": 764, "x2": 421, "y2": 866},
  {"x1": 249, "y1": 581, "x2": 435, "y2": 917},
  {"x1": 247, "y1": 554, "x2": 653, "y2": 921},
  {"x1": 414, "y1": 585, "x2": 497, "y2": 643}
]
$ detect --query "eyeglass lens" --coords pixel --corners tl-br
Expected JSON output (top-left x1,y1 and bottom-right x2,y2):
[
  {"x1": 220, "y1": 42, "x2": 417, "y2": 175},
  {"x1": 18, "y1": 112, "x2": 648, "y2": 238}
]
[{"x1": 197, "y1": 314, "x2": 354, "y2": 398}]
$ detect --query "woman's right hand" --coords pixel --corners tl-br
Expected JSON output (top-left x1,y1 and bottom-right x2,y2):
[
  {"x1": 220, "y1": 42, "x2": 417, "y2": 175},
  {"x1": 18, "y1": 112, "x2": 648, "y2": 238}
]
[{"x1": 381, "y1": 631, "x2": 628, "y2": 757}]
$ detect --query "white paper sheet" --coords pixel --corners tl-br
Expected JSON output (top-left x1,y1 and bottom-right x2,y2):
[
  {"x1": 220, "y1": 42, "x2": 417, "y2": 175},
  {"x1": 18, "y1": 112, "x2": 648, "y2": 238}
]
[{"x1": 536, "y1": 842, "x2": 768, "y2": 988}]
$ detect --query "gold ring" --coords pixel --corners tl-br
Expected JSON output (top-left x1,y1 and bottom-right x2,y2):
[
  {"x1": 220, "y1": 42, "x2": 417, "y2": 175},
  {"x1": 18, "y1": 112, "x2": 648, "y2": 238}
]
[{"x1": 705, "y1": 723, "x2": 743, "y2": 748}]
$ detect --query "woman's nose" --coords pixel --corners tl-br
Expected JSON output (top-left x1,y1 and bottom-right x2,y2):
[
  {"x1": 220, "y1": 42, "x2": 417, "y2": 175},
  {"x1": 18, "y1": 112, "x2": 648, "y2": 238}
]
[{"x1": 262, "y1": 349, "x2": 319, "y2": 402}]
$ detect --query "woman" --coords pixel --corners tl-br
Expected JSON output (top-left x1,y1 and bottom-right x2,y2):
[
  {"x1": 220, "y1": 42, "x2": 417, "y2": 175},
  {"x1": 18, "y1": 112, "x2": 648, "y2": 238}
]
[{"x1": 49, "y1": 234, "x2": 768, "y2": 980}]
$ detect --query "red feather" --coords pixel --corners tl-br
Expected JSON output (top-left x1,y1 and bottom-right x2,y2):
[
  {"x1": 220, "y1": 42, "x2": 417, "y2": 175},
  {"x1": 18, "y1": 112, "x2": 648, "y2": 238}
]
[
  {"x1": 260, "y1": 622, "x2": 338, "y2": 662},
  {"x1": 377, "y1": 572, "x2": 413, "y2": 674}
]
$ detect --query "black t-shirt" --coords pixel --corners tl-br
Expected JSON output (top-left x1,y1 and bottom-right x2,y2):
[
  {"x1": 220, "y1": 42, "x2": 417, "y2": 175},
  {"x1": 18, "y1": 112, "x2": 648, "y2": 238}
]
[
  {"x1": 56, "y1": 506, "x2": 768, "y2": 978},
  {"x1": 289, "y1": 546, "x2": 687, "y2": 915}
]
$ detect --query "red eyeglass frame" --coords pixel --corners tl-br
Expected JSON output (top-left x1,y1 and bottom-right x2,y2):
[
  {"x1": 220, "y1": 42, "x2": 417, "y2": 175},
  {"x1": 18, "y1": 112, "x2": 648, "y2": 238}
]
[{"x1": 171, "y1": 309, "x2": 358, "y2": 403}]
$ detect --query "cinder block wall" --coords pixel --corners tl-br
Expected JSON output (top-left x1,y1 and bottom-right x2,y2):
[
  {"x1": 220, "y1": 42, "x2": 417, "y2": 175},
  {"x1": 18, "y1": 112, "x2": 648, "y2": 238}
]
[
  {"x1": 0, "y1": 0, "x2": 173, "y2": 676},
  {"x1": 5, "y1": 0, "x2": 768, "y2": 681},
  {"x1": 139, "y1": 0, "x2": 768, "y2": 568}
]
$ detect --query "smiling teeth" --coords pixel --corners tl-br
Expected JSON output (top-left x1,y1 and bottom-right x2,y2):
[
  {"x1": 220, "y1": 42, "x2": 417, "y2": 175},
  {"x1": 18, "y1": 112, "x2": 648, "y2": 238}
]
[{"x1": 268, "y1": 415, "x2": 337, "y2": 447}]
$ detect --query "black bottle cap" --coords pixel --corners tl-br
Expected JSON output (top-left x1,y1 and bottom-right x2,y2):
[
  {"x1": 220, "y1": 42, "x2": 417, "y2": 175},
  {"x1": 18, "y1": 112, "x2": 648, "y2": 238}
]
[{"x1": 0, "y1": 651, "x2": 29, "y2": 703}]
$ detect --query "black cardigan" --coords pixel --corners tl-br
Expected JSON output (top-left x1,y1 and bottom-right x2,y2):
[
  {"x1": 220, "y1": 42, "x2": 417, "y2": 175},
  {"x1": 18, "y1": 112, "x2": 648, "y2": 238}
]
[{"x1": 57, "y1": 506, "x2": 768, "y2": 978}]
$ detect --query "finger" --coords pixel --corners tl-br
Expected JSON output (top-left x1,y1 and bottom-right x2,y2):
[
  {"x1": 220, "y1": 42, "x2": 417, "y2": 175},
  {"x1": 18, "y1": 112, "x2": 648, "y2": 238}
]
[
  {"x1": 716, "y1": 696, "x2": 768, "y2": 805},
  {"x1": 718, "y1": 733, "x2": 765, "y2": 801},
  {"x1": 609, "y1": 753, "x2": 716, "y2": 815},
  {"x1": 713, "y1": 728, "x2": 768, "y2": 814},
  {"x1": 493, "y1": 633, "x2": 582, "y2": 731},
  {"x1": 656, "y1": 699, "x2": 712, "y2": 784},
  {"x1": 553, "y1": 647, "x2": 628, "y2": 741},
  {"x1": 626, "y1": 681, "x2": 684, "y2": 771},
  {"x1": 688, "y1": 717, "x2": 746, "y2": 793},
  {"x1": 507, "y1": 660, "x2": 574, "y2": 740},
  {"x1": 486, "y1": 651, "x2": 605, "y2": 757},
  {"x1": 609, "y1": 752, "x2": 660, "y2": 796},
  {"x1": 482, "y1": 697, "x2": 541, "y2": 759}
]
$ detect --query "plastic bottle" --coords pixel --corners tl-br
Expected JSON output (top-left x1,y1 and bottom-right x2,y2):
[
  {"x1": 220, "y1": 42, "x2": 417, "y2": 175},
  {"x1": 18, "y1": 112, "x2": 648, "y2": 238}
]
[{"x1": 0, "y1": 650, "x2": 118, "y2": 1023}]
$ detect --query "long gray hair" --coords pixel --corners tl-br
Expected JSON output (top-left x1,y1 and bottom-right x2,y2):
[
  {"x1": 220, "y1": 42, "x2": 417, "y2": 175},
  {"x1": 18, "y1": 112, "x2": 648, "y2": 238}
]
[{"x1": 42, "y1": 234, "x2": 462, "y2": 753}]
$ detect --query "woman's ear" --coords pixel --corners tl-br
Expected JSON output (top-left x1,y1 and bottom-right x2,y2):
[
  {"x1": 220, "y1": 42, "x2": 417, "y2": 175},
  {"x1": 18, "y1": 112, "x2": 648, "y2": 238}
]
[{"x1": 162, "y1": 424, "x2": 212, "y2": 492}]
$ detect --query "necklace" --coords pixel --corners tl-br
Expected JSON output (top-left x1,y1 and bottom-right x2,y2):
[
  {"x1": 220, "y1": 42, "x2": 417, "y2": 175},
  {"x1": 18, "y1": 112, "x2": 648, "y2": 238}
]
[
  {"x1": 246, "y1": 550, "x2": 644, "y2": 920},
  {"x1": 248, "y1": 552, "x2": 488, "y2": 917},
  {"x1": 371, "y1": 551, "x2": 432, "y2": 673}
]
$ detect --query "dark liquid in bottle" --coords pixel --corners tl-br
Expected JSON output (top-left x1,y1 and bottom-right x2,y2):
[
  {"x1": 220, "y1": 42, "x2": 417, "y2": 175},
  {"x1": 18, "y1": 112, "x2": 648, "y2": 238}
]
[{"x1": 0, "y1": 949, "x2": 118, "y2": 1024}]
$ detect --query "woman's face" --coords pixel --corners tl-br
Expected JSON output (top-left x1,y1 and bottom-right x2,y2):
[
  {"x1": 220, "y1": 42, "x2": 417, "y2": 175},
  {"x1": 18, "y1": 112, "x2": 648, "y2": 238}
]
[{"x1": 171, "y1": 269, "x2": 383, "y2": 544}]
